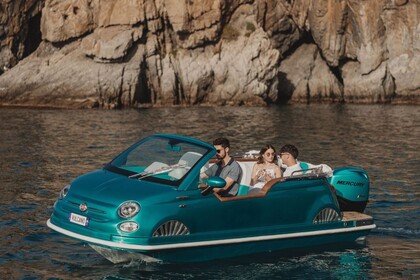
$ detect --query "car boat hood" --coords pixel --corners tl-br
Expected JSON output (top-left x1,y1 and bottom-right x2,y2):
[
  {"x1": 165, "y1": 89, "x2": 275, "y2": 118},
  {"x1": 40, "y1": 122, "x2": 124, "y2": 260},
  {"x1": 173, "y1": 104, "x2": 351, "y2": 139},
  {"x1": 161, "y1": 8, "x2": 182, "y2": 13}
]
[{"x1": 67, "y1": 169, "x2": 176, "y2": 206}]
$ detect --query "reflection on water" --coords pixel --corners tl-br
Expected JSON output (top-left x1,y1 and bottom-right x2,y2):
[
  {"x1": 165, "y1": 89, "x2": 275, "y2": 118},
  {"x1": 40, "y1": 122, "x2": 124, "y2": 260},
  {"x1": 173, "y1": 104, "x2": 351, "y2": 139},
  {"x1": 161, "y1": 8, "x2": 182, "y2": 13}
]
[
  {"x1": 368, "y1": 236, "x2": 420, "y2": 279},
  {"x1": 0, "y1": 105, "x2": 419, "y2": 279}
]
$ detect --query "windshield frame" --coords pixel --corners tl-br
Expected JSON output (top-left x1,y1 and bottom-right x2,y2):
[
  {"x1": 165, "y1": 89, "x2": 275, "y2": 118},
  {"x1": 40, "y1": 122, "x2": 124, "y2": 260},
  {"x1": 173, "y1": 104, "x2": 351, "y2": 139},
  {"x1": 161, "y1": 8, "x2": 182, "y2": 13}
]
[{"x1": 104, "y1": 134, "x2": 214, "y2": 187}]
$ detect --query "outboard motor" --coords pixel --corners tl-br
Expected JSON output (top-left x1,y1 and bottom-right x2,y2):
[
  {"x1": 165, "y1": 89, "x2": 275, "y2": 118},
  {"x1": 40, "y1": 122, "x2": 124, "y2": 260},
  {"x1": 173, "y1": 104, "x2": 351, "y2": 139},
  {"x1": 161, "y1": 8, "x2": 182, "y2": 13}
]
[{"x1": 328, "y1": 167, "x2": 370, "y2": 213}]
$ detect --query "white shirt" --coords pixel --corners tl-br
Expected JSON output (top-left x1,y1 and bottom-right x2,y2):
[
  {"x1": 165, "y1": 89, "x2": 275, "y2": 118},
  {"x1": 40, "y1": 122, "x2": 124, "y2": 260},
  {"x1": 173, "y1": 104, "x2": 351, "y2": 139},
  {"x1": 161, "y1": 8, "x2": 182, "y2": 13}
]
[
  {"x1": 283, "y1": 161, "x2": 333, "y2": 177},
  {"x1": 283, "y1": 162, "x2": 303, "y2": 177}
]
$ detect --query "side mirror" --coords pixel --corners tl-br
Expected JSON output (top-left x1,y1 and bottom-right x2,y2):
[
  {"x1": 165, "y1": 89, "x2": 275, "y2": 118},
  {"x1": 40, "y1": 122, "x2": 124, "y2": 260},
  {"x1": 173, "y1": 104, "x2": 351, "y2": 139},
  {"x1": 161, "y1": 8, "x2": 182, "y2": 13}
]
[
  {"x1": 207, "y1": 176, "x2": 226, "y2": 188},
  {"x1": 201, "y1": 176, "x2": 226, "y2": 195}
]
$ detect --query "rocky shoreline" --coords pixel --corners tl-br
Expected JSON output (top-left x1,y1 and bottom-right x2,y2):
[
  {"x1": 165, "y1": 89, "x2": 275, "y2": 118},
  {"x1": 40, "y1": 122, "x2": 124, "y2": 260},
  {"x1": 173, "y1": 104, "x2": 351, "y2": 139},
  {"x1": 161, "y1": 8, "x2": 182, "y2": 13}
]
[{"x1": 0, "y1": 0, "x2": 418, "y2": 108}]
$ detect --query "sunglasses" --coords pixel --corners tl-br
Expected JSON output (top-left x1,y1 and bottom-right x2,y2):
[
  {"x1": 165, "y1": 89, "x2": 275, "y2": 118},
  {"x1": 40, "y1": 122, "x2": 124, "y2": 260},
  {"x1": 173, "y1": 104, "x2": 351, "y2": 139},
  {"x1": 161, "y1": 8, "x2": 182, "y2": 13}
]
[{"x1": 216, "y1": 149, "x2": 224, "y2": 153}]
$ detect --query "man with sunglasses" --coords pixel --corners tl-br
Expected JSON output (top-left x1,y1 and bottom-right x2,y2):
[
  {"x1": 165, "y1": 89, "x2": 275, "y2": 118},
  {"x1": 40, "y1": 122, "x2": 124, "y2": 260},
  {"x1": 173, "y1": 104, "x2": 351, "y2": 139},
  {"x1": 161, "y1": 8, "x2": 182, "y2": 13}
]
[
  {"x1": 279, "y1": 144, "x2": 302, "y2": 177},
  {"x1": 200, "y1": 137, "x2": 242, "y2": 197},
  {"x1": 279, "y1": 144, "x2": 332, "y2": 177}
]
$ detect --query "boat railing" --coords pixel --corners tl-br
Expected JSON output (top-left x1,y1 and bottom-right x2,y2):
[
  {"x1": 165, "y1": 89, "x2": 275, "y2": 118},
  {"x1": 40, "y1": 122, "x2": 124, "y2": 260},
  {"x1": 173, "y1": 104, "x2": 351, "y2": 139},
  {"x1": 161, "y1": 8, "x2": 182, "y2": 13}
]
[{"x1": 286, "y1": 170, "x2": 330, "y2": 181}]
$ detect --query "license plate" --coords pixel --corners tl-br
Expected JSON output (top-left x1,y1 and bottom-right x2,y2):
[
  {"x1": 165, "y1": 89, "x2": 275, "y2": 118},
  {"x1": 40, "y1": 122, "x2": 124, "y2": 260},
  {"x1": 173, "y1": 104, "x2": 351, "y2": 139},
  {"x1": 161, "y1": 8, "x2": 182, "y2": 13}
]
[{"x1": 69, "y1": 213, "x2": 89, "y2": 226}]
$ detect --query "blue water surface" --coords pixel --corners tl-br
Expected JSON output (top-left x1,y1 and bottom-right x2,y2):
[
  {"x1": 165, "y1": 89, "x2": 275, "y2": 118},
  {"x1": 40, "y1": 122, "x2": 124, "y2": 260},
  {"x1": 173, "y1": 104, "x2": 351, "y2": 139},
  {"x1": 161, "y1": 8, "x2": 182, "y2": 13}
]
[{"x1": 0, "y1": 105, "x2": 418, "y2": 279}]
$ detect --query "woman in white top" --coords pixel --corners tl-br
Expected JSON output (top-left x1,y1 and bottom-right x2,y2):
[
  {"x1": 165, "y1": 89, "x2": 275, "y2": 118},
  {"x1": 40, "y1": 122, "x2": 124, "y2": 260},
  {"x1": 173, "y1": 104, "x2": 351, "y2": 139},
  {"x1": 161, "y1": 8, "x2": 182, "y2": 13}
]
[{"x1": 250, "y1": 144, "x2": 282, "y2": 189}]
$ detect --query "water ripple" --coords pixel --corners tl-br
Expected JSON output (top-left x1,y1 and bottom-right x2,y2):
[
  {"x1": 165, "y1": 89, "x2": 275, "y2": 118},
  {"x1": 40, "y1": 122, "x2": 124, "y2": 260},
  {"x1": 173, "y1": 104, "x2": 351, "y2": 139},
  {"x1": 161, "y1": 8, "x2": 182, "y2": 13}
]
[
  {"x1": 376, "y1": 227, "x2": 420, "y2": 237},
  {"x1": 0, "y1": 105, "x2": 419, "y2": 279}
]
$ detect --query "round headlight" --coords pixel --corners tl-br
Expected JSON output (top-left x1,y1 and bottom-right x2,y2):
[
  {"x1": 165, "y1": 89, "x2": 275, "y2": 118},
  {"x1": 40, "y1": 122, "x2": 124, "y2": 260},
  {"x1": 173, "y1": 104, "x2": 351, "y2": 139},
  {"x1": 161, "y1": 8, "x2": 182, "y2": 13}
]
[
  {"x1": 119, "y1": 222, "x2": 139, "y2": 233},
  {"x1": 59, "y1": 184, "x2": 71, "y2": 200},
  {"x1": 118, "y1": 201, "x2": 140, "y2": 218}
]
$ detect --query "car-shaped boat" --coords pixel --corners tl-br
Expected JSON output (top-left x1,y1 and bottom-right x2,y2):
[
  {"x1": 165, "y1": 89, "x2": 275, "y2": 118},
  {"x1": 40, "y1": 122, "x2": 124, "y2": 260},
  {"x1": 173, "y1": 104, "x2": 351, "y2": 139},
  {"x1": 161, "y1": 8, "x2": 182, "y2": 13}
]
[{"x1": 47, "y1": 134, "x2": 375, "y2": 263}]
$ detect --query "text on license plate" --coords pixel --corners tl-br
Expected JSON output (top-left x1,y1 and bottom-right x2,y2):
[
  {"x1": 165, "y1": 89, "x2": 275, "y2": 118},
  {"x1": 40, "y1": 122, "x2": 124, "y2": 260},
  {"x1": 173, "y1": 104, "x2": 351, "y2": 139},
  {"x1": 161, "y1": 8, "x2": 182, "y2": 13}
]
[{"x1": 69, "y1": 213, "x2": 89, "y2": 226}]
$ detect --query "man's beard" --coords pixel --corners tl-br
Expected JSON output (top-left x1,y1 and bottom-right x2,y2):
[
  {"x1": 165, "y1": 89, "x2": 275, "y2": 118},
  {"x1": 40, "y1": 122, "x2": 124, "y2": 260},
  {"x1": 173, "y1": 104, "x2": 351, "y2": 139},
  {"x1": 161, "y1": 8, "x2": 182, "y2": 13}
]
[{"x1": 216, "y1": 153, "x2": 225, "y2": 160}]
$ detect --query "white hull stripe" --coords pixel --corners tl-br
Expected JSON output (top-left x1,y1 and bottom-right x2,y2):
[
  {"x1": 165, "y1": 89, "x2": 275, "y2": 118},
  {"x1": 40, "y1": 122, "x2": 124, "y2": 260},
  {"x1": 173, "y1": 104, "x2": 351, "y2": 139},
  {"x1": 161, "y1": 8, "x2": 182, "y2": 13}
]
[{"x1": 47, "y1": 219, "x2": 376, "y2": 251}]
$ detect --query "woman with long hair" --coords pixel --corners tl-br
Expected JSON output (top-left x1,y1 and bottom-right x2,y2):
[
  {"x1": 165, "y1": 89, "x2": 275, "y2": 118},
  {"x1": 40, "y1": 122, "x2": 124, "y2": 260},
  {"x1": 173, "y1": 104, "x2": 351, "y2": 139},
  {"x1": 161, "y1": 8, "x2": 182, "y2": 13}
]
[{"x1": 250, "y1": 144, "x2": 282, "y2": 189}]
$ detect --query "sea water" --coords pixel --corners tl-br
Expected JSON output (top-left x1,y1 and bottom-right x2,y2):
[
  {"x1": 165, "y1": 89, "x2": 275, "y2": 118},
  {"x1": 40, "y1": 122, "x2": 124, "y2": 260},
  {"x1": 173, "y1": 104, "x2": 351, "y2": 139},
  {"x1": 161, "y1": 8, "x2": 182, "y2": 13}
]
[{"x1": 0, "y1": 105, "x2": 418, "y2": 279}]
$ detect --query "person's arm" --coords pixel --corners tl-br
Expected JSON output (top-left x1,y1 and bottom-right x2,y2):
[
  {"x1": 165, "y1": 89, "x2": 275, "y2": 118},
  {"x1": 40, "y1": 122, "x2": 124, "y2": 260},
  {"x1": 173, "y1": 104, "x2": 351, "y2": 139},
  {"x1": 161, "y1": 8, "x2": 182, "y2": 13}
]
[
  {"x1": 199, "y1": 164, "x2": 216, "y2": 188},
  {"x1": 274, "y1": 165, "x2": 282, "y2": 178},
  {"x1": 263, "y1": 166, "x2": 280, "y2": 182},
  {"x1": 250, "y1": 163, "x2": 259, "y2": 186},
  {"x1": 214, "y1": 176, "x2": 235, "y2": 193},
  {"x1": 214, "y1": 163, "x2": 241, "y2": 193},
  {"x1": 201, "y1": 163, "x2": 217, "y2": 179}
]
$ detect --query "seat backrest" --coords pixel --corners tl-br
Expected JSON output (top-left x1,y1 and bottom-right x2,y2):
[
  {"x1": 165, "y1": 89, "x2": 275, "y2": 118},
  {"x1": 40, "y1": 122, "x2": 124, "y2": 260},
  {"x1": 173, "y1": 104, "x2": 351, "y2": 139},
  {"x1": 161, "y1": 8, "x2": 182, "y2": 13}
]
[
  {"x1": 179, "y1": 151, "x2": 202, "y2": 168},
  {"x1": 145, "y1": 161, "x2": 168, "y2": 172},
  {"x1": 237, "y1": 160, "x2": 256, "y2": 186},
  {"x1": 169, "y1": 151, "x2": 204, "y2": 179}
]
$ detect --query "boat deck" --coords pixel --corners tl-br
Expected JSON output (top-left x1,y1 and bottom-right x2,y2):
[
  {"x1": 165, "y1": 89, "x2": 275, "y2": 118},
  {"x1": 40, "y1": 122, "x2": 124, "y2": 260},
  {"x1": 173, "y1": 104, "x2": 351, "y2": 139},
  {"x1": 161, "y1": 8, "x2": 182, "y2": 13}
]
[{"x1": 342, "y1": 211, "x2": 372, "y2": 221}]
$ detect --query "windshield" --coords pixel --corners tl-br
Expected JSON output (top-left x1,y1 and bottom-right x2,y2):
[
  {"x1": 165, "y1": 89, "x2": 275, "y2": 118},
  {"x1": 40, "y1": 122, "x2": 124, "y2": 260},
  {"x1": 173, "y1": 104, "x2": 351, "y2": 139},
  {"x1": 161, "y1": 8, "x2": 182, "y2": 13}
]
[{"x1": 105, "y1": 136, "x2": 211, "y2": 186}]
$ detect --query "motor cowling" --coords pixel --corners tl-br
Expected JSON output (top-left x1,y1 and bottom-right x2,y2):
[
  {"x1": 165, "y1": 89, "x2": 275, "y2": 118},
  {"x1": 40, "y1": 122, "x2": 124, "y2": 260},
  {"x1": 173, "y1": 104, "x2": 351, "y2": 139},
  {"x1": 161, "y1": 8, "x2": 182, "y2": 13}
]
[{"x1": 328, "y1": 167, "x2": 370, "y2": 213}]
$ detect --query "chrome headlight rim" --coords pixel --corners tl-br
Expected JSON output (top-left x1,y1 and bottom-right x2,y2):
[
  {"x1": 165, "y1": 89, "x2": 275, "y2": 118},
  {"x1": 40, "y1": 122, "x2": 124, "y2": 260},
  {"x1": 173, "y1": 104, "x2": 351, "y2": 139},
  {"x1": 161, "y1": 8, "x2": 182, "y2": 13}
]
[
  {"x1": 119, "y1": 221, "x2": 139, "y2": 233},
  {"x1": 118, "y1": 201, "x2": 141, "y2": 219},
  {"x1": 59, "y1": 184, "x2": 71, "y2": 200}
]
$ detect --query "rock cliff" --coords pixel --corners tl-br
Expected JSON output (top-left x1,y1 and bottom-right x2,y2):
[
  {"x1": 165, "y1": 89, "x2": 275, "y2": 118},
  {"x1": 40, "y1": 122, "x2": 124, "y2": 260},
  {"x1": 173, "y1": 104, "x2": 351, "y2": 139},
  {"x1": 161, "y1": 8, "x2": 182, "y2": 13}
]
[{"x1": 0, "y1": 0, "x2": 418, "y2": 108}]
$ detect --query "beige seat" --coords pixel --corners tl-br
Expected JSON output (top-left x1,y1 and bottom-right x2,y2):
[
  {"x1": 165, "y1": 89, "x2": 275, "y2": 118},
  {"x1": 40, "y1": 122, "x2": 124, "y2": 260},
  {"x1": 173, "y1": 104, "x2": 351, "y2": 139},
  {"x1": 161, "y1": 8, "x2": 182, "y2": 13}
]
[
  {"x1": 169, "y1": 151, "x2": 203, "y2": 179},
  {"x1": 145, "y1": 161, "x2": 168, "y2": 172},
  {"x1": 237, "y1": 161, "x2": 255, "y2": 186}
]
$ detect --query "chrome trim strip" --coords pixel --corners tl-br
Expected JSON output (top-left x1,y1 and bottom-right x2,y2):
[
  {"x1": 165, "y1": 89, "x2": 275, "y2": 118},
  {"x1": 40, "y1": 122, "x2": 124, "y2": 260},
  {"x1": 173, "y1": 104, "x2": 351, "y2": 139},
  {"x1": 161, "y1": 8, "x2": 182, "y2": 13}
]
[{"x1": 47, "y1": 219, "x2": 376, "y2": 251}]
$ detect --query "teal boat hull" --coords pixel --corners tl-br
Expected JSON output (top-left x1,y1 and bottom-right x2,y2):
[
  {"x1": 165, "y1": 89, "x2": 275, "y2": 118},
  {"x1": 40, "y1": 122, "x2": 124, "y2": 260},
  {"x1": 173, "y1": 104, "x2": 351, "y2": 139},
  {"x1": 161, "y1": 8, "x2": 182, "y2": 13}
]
[{"x1": 48, "y1": 217, "x2": 374, "y2": 263}]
